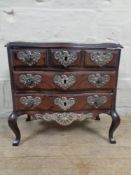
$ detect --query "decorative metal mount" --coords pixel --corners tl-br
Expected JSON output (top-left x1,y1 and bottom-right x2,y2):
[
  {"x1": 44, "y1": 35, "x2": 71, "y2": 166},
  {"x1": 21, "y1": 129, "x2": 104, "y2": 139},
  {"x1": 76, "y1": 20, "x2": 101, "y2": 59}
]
[
  {"x1": 54, "y1": 74, "x2": 76, "y2": 90},
  {"x1": 88, "y1": 73, "x2": 110, "y2": 88},
  {"x1": 54, "y1": 97, "x2": 75, "y2": 111},
  {"x1": 87, "y1": 95, "x2": 107, "y2": 108},
  {"x1": 20, "y1": 96, "x2": 41, "y2": 108},
  {"x1": 34, "y1": 112, "x2": 93, "y2": 126},
  {"x1": 17, "y1": 50, "x2": 41, "y2": 66},
  {"x1": 54, "y1": 50, "x2": 77, "y2": 67},
  {"x1": 90, "y1": 51, "x2": 113, "y2": 67},
  {"x1": 19, "y1": 74, "x2": 42, "y2": 88}
]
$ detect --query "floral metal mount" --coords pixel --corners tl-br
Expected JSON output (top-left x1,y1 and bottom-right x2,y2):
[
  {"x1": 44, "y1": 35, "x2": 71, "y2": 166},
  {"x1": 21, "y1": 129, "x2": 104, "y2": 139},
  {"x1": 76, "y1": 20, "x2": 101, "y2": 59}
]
[
  {"x1": 54, "y1": 50, "x2": 77, "y2": 67},
  {"x1": 20, "y1": 96, "x2": 41, "y2": 108},
  {"x1": 90, "y1": 51, "x2": 113, "y2": 67},
  {"x1": 34, "y1": 112, "x2": 93, "y2": 126},
  {"x1": 54, "y1": 97, "x2": 75, "y2": 111},
  {"x1": 88, "y1": 73, "x2": 110, "y2": 88},
  {"x1": 19, "y1": 74, "x2": 42, "y2": 88},
  {"x1": 54, "y1": 74, "x2": 76, "y2": 90},
  {"x1": 17, "y1": 50, "x2": 41, "y2": 66},
  {"x1": 87, "y1": 95, "x2": 108, "y2": 108}
]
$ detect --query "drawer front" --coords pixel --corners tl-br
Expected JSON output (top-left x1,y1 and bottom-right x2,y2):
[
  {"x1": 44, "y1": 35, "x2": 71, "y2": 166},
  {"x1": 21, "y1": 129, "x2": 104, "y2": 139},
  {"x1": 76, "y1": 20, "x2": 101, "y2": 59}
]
[
  {"x1": 84, "y1": 50, "x2": 119, "y2": 67},
  {"x1": 50, "y1": 49, "x2": 81, "y2": 67},
  {"x1": 14, "y1": 93, "x2": 113, "y2": 111},
  {"x1": 12, "y1": 49, "x2": 47, "y2": 67},
  {"x1": 14, "y1": 71, "x2": 116, "y2": 90}
]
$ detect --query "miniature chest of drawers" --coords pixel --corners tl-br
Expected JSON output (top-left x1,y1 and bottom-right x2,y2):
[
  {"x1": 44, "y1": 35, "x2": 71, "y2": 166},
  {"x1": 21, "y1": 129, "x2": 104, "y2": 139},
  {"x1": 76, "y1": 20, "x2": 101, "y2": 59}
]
[{"x1": 7, "y1": 42, "x2": 122, "y2": 146}]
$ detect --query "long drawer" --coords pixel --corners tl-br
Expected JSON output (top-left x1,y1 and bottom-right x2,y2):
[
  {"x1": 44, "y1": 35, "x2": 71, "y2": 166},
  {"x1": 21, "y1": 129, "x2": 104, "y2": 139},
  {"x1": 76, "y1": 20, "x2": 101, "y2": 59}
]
[
  {"x1": 13, "y1": 71, "x2": 116, "y2": 91},
  {"x1": 14, "y1": 92, "x2": 113, "y2": 111}
]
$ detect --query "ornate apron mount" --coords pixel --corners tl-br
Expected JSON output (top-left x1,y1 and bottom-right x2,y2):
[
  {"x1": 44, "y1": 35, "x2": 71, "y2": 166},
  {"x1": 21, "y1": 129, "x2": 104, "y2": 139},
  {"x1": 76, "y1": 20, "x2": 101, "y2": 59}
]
[{"x1": 34, "y1": 112, "x2": 93, "y2": 126}]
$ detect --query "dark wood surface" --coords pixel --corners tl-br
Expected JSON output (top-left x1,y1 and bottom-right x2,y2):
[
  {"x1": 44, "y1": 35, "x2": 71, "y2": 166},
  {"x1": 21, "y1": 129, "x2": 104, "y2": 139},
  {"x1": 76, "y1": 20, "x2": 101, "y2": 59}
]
[{"x1": 6, "y1": 42, "x2": 122, "y2": 146}]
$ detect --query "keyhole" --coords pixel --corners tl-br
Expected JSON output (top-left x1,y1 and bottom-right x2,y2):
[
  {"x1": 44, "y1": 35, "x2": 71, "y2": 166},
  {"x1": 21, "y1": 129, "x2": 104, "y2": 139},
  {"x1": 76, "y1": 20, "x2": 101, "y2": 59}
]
[
  {"x1": 64, "y1": 102, "x2": 67, "y2": 106},
  {"x1": 97, "y1": 79, "x2": 101, "y2": 85},
  {"x1": 64, "y1": 56, "x2": 67, "y2": 61},
  {"x1": 64, "y1": 79, "x2": 67, "y2": 84}
]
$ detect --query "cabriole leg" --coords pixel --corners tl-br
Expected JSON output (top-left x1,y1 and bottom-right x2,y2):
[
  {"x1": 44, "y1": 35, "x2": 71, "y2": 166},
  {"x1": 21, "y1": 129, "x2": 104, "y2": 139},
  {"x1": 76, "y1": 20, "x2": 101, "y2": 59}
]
[
  {"x1": 8, "y1": 112, "x2": 21, "y2": 146},
  {"x1": 109, "y1": 111, "x2": 120, "y2": 144},
  {"x1": 26, "y1": 114, "x2": 31, "y2": 121}
]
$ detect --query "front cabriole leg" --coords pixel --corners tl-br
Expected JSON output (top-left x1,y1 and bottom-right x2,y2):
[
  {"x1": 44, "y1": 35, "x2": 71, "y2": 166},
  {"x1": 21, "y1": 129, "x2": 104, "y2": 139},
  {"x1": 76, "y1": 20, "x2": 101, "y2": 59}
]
[
  {"x1": 109, "y1": 110, "x2": 120, "y2": 144},
  {"x1": 8, "y1": 112, "x2": 21, "y2": 146}
]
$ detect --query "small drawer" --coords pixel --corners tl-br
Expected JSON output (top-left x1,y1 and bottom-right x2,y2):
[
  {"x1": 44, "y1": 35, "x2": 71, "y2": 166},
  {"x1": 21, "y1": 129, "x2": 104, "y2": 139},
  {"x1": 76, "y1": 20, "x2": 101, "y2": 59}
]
[
  {"x1": 14, "y1": 71, "x2": 116, "y2": 91},
  {"x1": 14, "y1": 92, "x2": 113, "y2": 111},
  {"x1": 12, "y1": 48, "x2": 47, "y2": 67},
  {"x1": 50, "y1": 49, "x2": 81, "y2": 67},
  {"x1": 84, "y1": 49, "x2": 119, "y2": 67}
]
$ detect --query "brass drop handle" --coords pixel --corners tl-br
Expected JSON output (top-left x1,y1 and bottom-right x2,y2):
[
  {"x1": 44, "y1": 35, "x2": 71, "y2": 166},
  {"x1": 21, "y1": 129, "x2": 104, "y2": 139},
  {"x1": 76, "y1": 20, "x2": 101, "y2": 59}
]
[
  {"x1": 17, "y1": 50, "x2": 41, "y2": 66},
  {"x1": 90, "y1": 51, "x2": 113, "y2": 67},
  {"x1": 19, "y1": 74, "x2": 42, "y2": 88},
  {"x1": 88, "y1": 73, "x2": 110, "y2": 88},
  {"x1": 87, "y1": 95, "x2": 108, "y2": 108},
  {"x1": 20, "y1": 96, "x2": 42, "y2": 108}
]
